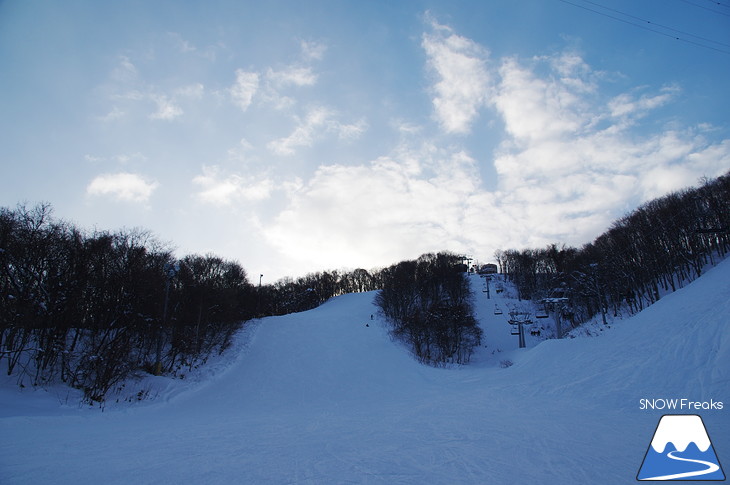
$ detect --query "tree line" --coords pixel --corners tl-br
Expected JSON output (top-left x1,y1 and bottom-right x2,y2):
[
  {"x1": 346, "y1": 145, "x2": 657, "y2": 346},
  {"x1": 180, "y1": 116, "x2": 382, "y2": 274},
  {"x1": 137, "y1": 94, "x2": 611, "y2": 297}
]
[
  {"x1": 495, "y1": 172, "x2": 729, "y2": 333},
  {"x1": 258, "y1": 267, "x2": 381, "y2": 316},
  {"x1": 374, "y1": 252, "x2": 482, "y2": 365},
  {"x1": 0, "y1": 203, "x2": 259, "y2": 402}
]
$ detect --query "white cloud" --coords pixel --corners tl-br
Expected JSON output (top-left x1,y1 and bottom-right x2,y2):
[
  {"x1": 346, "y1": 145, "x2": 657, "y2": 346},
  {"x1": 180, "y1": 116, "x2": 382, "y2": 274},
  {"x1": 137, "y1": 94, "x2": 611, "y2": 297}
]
[
  {"x1": 111, "y1": 55, "x2": 138, "y2": 84},
  {"x1": 98, "y1": 106, "x2": 125, "y2": 122},
  {"x1": 230, "y1": 70, "x2": 260, "y2": 111},
  {"x1": 422, "y1": 20, "x2": 491, "y2": 134},
  {"x1": 300, "y1": 40, "x2": 327, "y2": 61},
  {"x1": 259, "y1": 24, "x2": 730, "y2": 277},
  {"x1": 608, "y1": 85, "x2": 679, "y2": 122},
  {"x1": 89, "y1": 18, "x2": 729, "y2": 280},
  {"x1": 149, "y1": 94, "x2": 183, "y2": 120},
  {"x1": 175, "y1": 83, "x2": 205, "y2": 99},
  {"x1": 228, "y1": 41, "x2": 325, "y2": 113},
  {"x1": 101, "y1": 45, "x2": 210, "y2": 122},
  {"x1": 86, "y1": 172, "x2": 159, "y2": 203},
  {"x1": 230, "y1": 65, "x2": 316, "y2": 113},
  {"x1": 494, "y1": 56, "x2": 592, "y2": 144},
  {"x1": 335, "y1": 119, "x2": 368, "y2": 140},
  {"x1": 84, "y1": 152, "x2": 147, "y2": 164},
  {"x1": 114, "y1": 152, "x2": 147, "y2": 164},
  {"x1": 266, "y1": 66, "x2": 317, "y2": 87},
  {"x1": 104, "y1": 60, "x2": 204, "y2": 121},
  {"x1": 267, "y1": 107, "x2": 366, "y2": 156},
  {"x1": 193, "y1": 166, "x2": 273, "y2": 206},
  {"x1": 226, "y1": 138, "x2": 255, "y2": 162},
  {"x1": 166, "y1": 32, "x2": 221, "y2": 61},
  {"x1": 268, "y1": 107, "x2": 331, "y2": 155},
  {"x1": 262, "y1": 143, "x2": 483, "y2": 271},
  {"x1": 258, "y1": 66, "x2": 318, "y2": 109},
  {"x1": 486, "y1": 48, "x2": 730, "y2": 248},
  {"x1": 393, "y1": 120, "x2": 423, "y2": 135},
  {"x1": 146, "y1": 83, "x2": 204, "y2": 120}
]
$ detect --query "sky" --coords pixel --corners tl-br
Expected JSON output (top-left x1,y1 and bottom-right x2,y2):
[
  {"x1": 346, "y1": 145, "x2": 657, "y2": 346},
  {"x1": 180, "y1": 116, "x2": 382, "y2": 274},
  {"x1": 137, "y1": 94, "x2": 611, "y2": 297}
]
[{"x1": 1, "y1": 0, "x2": 729, "y2": 282}]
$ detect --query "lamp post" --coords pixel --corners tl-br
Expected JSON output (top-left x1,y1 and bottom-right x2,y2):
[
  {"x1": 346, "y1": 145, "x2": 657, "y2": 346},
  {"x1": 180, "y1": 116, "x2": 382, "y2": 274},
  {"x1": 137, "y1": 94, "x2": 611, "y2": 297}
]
[
  {"x1": 155, "y1": 262, "x2": 179, "y2": 376},
  {"x1": 257, "y1": 274, "x2": 263, "y2": 317}
]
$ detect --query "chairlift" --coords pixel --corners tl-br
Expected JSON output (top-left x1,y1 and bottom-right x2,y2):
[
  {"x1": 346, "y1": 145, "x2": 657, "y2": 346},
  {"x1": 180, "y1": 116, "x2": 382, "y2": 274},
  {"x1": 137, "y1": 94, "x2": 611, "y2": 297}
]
[
  {"x1": 510, "y1": 325, "x2": 519, "y2": 335},
  {"x1": 494, "y1": 305, "x2": 503, "y2": 315}
]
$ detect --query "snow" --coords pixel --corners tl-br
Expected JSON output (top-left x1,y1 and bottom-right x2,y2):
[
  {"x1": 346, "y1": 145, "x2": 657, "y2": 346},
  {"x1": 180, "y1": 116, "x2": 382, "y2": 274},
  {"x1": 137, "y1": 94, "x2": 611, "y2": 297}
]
[{"x1": 1, "y1": 258, "x2": 728, "y2": 484}]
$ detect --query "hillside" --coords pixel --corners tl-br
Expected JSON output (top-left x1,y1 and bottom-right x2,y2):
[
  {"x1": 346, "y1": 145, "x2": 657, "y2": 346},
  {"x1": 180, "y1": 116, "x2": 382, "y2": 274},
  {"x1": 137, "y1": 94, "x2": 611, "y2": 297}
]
[{"x1": 1, "y1": 258, "x2": 728, "y2": 484}]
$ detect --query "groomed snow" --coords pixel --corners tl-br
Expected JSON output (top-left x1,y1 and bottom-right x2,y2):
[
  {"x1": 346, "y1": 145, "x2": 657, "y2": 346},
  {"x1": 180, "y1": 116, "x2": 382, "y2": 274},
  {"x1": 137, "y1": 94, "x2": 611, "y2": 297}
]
[{"x1": 1, "y1": 259, "x2": 728, "y2": 484}]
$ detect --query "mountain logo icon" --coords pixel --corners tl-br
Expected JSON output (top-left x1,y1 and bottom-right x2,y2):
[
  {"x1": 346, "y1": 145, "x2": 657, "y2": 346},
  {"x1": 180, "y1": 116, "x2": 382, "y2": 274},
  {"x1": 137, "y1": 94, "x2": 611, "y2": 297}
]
[{"x1": 637, "y1": 414, "x2": 726, "y2": 481}]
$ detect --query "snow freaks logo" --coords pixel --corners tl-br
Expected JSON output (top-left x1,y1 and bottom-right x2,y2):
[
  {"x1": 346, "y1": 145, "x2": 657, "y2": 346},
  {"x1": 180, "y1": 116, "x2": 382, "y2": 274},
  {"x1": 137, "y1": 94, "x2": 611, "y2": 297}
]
[
  {"x1": 637, "y1": 415, "x2": 726, "y2": 481},
  {"x1": 640, "y1": 399, "x2": 724, "y2": 411}
]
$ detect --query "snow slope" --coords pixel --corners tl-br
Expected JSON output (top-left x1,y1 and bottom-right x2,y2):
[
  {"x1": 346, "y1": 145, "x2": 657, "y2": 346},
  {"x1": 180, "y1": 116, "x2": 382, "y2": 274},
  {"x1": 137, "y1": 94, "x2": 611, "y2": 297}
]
[{"x1": 1, "y1": 259, "x2": 728, "y2": 484}]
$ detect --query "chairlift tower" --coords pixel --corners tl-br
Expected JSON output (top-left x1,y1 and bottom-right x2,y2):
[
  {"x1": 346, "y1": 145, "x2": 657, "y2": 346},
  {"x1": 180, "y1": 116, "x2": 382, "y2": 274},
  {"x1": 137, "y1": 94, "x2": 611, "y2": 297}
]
[
  {"x1": 536, "y1": 296, "x2": 570, "y2": 338},
  {"x1": 508, "y1": 310, "x2": 532, "y2": 349},
  {"x1": 461, "y1": 256, "x2": 473, "y2": 272},
  {"x1": 481, "y1": 275, "x2": 491, "y2": 299}
]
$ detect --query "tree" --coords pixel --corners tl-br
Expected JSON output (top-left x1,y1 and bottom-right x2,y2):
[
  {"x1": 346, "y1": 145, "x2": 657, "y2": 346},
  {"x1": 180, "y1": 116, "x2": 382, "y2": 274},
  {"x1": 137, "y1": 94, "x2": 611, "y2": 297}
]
[
  {"x1": 0, "y1": 204, "x2": 256, "y2": 403},
  {"x1": 492, "y1": 171, "x2": 730, "y2": 331},
  {"x1": 375, "y1": 252, "x2": 482, "y2": 365}
]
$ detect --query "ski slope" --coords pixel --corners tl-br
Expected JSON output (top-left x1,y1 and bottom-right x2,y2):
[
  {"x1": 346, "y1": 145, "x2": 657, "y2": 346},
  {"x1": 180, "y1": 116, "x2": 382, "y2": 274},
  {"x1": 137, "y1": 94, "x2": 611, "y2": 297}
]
[{"x1": 1, "y1": 259, "x2": 728, "y2": 484}]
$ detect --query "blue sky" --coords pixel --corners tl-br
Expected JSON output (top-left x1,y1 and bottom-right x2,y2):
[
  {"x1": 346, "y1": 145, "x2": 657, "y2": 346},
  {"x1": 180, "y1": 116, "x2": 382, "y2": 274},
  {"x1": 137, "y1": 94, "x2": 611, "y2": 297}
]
[{"x1": 1, "y1": 0, "x2": 729, "y2": 281}]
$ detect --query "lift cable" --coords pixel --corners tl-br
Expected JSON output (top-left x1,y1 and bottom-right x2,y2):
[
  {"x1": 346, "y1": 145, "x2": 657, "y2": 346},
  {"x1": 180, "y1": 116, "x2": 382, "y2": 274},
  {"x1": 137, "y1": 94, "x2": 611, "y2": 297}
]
[
  {"x1": 556, "y1": 0, "x2": 730, "y2": 55},
  {"x1": 580, "y1": 0, "x2": 730, "y2": 48},
  {"x1": 679, "y1": 0, "x2": 730, "y2": 16},
  {"x1": 699, "y1": 0, "x2": 730, "y2": 9}
]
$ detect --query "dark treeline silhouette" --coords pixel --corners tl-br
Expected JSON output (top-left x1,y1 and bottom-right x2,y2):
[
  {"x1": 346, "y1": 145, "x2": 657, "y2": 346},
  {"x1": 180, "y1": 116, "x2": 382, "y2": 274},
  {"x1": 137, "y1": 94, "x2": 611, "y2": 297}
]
[
  {"x1": 0, "y1": 203, "x2": 257, "y2": 402},
  {"x1": 374, "y1": 252, "x2": 482, "y2": 365},
  {"x1": 496, "y1": 172, "x2": 729, "y2": 333},
  {"x1": 0, "y1": 203, "x2": 383, "y2": 403},
  {"x1": 258, "y1": 267, "x2": 382, "y2": 316}
]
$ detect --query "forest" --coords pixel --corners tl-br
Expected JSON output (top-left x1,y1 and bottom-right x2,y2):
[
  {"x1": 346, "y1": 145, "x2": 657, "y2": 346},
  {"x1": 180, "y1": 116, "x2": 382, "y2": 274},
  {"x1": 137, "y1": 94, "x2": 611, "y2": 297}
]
[
  {"x1": 0, "y1": 204, "x2": 381, "y2": 402},
  {"x1": 374, "y1": 252, "x2": 482, "y2": 365},
  {"x1": 495, "y1": 173, "x2": 729, "y2": 333}
]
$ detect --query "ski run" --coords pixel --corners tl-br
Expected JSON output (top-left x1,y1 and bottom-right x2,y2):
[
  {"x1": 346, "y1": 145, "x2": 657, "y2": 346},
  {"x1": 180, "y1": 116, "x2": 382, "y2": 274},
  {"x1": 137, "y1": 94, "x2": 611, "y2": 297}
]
[{"x1": 1, "y1": 257, "x2": 728, "y2": 484}]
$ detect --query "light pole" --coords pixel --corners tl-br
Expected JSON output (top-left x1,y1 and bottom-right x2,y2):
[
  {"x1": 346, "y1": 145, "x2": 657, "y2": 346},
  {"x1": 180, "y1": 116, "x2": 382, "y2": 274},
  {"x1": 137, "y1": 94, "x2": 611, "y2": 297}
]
[
  {"x1": 589, "y1": 263, "x2": 608, "y2": 326},
  {"x1": 155, "y1": 262, "x2": 179, "y2": 376},
  {"x1": 257, "y1": 274, "x2": 263, "y2": 317}
]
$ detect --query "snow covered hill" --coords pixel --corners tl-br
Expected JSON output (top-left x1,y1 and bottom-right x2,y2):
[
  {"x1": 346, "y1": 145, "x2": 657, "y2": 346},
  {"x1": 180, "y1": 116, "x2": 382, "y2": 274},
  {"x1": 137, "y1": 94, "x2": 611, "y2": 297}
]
[{"x1": 1, "y1": 258, "x2": 728, "y2": 484}]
